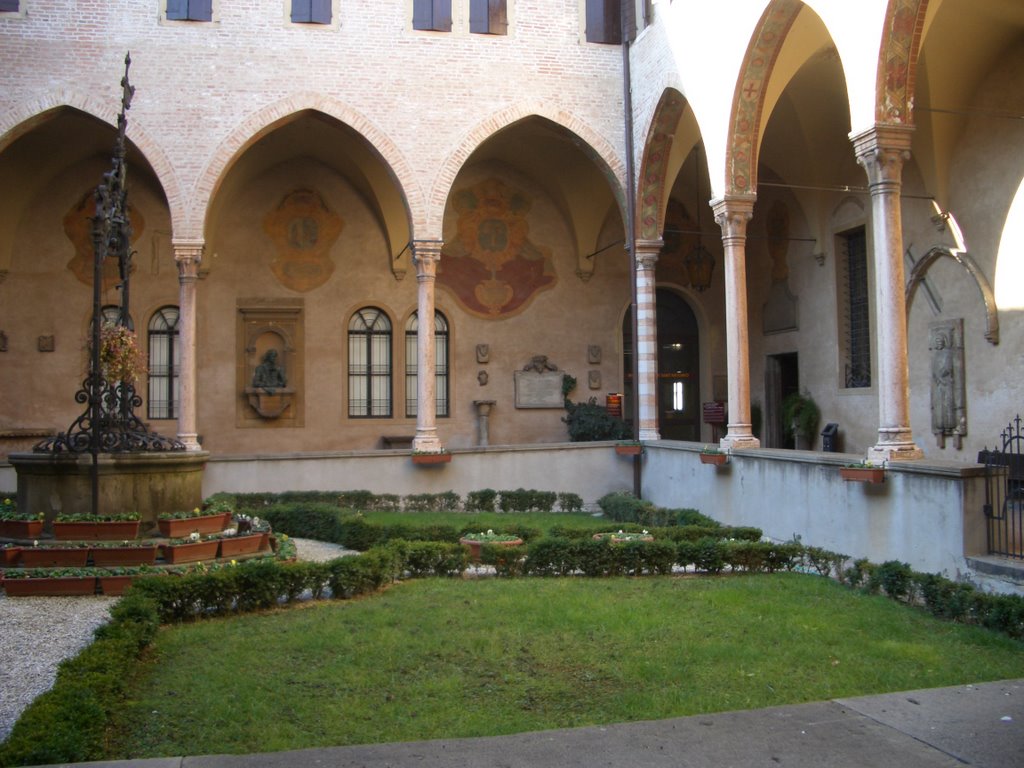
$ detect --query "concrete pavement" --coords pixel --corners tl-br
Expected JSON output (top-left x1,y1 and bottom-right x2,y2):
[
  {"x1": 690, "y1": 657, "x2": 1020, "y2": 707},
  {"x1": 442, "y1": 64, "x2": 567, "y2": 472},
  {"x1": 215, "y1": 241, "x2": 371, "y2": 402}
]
[{"x1": 32, "y1": 678, "x2": 1024, "y2": 768}]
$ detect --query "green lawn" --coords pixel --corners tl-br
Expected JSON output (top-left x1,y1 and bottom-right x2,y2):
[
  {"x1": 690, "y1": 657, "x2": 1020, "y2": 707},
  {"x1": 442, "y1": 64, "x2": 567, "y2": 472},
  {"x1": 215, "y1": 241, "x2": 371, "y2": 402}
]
[
  {"x1": 357, "y1": 510, "x2": 612, "y2": 534},
  {"x1": 109, "y1": 574, "x2": 1024, "y2": 758}
]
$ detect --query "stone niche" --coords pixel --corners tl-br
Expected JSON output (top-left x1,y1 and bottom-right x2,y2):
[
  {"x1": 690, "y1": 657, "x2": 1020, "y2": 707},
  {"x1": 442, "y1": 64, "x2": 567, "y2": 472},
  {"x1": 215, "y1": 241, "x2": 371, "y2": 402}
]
[{"x1": 237, "y1": 298, "x2": 304, "y2": 428}]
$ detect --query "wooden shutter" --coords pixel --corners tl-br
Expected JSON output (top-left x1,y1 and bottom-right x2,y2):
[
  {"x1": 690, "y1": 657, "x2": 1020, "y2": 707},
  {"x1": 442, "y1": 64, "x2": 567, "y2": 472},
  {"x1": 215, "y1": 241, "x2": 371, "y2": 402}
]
[
  {"x1": 310, "y1": 0, "x2": 331, "y2": 24},
  {"x1": 585, "y1": 0, "x2": 621, "y2": 44},
  {"x1": 471, "y1": 0, "x2": 507, "y2": 35},
  {"x1": 0, "y1": 1, "x2": 20, "y2": 13},
  {"x1": 166, "y1": 0, "x2": 188, "y2": 20},
  {"x1": 412, "y1": 0, "x2": 432, "y2": 30},
  {"x1": 291, "y1": 1, "x2": 311, "y2": 23},
  {"x1": 432, "y1": 0, "x2": 452, "y2": 32},
  {"x1": 189, "y1": 0, "x2": 213, "y2": 22}
]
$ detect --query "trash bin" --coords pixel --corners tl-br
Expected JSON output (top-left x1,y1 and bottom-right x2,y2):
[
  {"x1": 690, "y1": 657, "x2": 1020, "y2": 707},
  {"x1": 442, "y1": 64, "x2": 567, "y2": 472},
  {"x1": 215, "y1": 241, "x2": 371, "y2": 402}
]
[{"x1": 821, "y1": 423, "x2": 839, "y2": 453}]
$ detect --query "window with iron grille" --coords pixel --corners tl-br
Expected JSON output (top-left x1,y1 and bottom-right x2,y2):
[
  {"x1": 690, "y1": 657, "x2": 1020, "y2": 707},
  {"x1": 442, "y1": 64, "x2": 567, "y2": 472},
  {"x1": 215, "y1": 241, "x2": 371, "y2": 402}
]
[
  {"x1": 291, "y1": 0, "x2": 331, "y2": 24},
  {"x1": 405, "y1": 311, "x2": 449, "y2": 418},
  {"x1": 838, "y1": 226, "x2": 871, "y2": 388},
  {"x1": 147, "y1": 306, "x2": 179, "y2": 419},
  {"x1": 166, "y1": 0, "x2": 213, "y2": 21},
  {"x1": 349, "y1": 308, "x2": 392, "y2": 417},
  {"x1": 470, "y1": 0, "x2": 507, "y2": 35},
  {"x1": 413, "y1": 0, "x2": 452, "y2": 31}
]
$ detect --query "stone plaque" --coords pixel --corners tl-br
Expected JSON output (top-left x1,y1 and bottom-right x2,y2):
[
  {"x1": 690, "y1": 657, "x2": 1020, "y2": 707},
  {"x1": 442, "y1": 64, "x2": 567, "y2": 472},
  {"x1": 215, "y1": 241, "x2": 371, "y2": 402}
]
[{"x1": 514, "y1": 371, "x2": 564, "y2": 409}]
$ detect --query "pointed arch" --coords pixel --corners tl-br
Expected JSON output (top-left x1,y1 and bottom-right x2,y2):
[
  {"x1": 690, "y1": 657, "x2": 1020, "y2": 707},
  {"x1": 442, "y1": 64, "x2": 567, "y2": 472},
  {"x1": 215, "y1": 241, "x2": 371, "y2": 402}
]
[
  {"x1": 188, "y1": 93, "x2": 421, "y2": 241},
  {"x1": 906, "y1": 246, "x2": 999, "y2": 345},
  {"x1": 636, "y1": 89, "x2": 687, "y2": 241},
  {"x1": 0, "y1": 91, "x2": 181, "y2": 226},
  {"x1": 429, "y1": 101, "x2": 627, "y2": 236},
  {"x1": 724, "y1": 0, "x2": 802, "y2": 196},
  {"x1": 876, "y1": 0, "x2": 929, "y2": 124}
]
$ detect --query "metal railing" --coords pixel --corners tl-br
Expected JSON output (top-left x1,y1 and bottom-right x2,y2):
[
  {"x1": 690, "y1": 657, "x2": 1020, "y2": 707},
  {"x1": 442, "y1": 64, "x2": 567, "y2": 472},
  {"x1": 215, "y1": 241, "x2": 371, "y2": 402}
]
[{"x1": 981, "y1": 414, "x2": 1024, "y2": 559}]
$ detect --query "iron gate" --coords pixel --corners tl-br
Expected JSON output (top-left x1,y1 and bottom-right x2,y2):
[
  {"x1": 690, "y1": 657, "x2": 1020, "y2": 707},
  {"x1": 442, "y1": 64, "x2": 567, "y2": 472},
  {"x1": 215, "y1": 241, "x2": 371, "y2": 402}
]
[{"x1": 982, "y1": 415, "x2": 1024, "y2": 559}]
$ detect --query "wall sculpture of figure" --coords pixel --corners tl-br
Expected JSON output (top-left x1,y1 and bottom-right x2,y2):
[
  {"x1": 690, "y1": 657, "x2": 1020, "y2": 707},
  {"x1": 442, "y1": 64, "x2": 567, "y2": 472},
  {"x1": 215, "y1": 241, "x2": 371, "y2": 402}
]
[{"x1": 929, "y1": 319, "x2": 966, "y2": 449}]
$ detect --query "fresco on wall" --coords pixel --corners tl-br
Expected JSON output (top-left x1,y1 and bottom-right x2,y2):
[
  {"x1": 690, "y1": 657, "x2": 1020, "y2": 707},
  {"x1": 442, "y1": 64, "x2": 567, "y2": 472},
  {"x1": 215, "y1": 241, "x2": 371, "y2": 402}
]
[
  {"x1": 63, "y1": 190, "x2": 145, "y2": 290},
  {"x1": 263, "y1": 189, "x2": 343, "y2": 292},
  {"x1": 656, "y1": 198, "x2": 694, "y2": 288},
  {"x1": 438, "y1": 178, "x2": 556, "y2": 318}
]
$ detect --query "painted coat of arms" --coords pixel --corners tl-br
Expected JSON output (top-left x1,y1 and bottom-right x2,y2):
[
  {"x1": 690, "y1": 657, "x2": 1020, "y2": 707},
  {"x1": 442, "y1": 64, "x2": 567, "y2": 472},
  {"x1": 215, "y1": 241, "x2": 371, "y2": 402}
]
[
  {"x1": 263, "y1": 189, "x2": 343, "y2": 292},
  {"x1": 438, "y1": 178, "x2": 556, "y2": 318}
]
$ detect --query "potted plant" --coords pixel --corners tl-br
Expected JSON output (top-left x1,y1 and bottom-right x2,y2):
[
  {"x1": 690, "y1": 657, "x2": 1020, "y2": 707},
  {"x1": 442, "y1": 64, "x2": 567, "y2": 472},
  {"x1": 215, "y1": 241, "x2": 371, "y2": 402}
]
[
  {"x1": 699, "y1": 445, "x2": 729, "y2": 466},
  {"x1": 212, "y1": 515, "x2": 270, "y2": 558},
  {"x1": 157, "y1": 504, "x2": 231, "y2": 537},
  {"x1": 782, "y1": 391, "x2": 820, "y2": 450},
  {"x1": 1, "y1": 543, "x2": 21, "y2": 566},
  {"x1": 840, "y1": 460, "x2": 886, "y2": 484},
  {"x1": 53, "y1": 512, "x2": 141, "y2": 541},
  {"x1": 2, "y1": 567, "x2": 97, "y2": 597},
  {"x1": 18, "y1": 541, "x2": 91, "y2": 568},
  {"x1": 412, "y1": 450, "x2": 452, "y2": 465},
  {"x1": 459, "y1": 530, "x2": 524, "y2": 562},
  {"x1": 89, "y1": 540, "x2": 159, "y2": 567},
  {"x1": 0, "y1": 498, "x2": 43, "y2": 539},
  {"x1": 95, "y1": 564, "x2": 159, "y2": 596},
  {"x1": 160, "y1": 532, "x2": 220, "y2": 564},
  {"x1": 615, "y1": 441, "x2": 643, "y2": 456}
]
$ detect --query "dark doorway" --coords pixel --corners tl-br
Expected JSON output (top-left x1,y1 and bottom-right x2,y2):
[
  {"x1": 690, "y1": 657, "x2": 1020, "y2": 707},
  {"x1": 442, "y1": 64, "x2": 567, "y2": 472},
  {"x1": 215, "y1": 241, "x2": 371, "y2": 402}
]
[
  {"x1": 625, "y1": 289, "x2": 701, "y2": 440},
  {"x1": 765, "y1": 353, "x2": 799, "y2": 448}
]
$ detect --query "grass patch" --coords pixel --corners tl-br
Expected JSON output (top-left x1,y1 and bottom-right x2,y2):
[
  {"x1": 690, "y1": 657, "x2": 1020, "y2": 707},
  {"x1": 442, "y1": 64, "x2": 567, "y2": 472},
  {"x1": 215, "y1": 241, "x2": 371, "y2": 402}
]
[{"x1": 108, "y1": 574, "x2": 1024, "y2": 758}]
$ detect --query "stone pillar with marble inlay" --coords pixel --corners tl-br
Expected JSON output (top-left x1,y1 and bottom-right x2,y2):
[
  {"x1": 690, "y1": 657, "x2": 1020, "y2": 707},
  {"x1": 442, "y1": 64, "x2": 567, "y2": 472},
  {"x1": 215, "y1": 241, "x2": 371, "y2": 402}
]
[
  {"x1": 712, "y1": 196, "x2": 759, "y2": 450},
  {"x1": 174, "y1": 240, "x2": 203, "y2": 451},
  {"x1": 635, "y1": 239, "x2": 661, "y2": 441}
]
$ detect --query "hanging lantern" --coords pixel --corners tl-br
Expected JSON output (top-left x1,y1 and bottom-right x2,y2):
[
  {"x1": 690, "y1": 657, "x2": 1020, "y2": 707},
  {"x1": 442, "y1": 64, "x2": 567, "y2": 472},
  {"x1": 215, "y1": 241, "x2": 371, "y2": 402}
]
[{"x1": 685, "y1": 242, "x2": 715, "y2": 291}]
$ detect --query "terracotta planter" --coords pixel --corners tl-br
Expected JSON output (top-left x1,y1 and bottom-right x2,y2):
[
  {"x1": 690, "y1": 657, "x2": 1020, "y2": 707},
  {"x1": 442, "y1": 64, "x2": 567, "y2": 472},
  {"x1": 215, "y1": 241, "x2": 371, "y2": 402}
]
[
  {"x1": 157, "y1": 513, "x2": 228, "y2": 538},
  {"x1": 90, "y1": 545, "x2": 158, "y2": 567},
  {"x1": 615, "y1": 444, "x2": 643, "y2": 455},
  {"x1": 97, "y1": 575, "x2": 136, "y2": 596},
  {"x1": 699, "y1": 452, "x2": 729, "y2": 466},
  {"x1": 161, "y1": 539, "x2": 220, "y2": 564},
  {"x1": 1, "y1": 547, "x2": 21, "y2": 566},
  {"x1": 840, "y1": 467, "x2": 886, "y2": 484},
  {"x1": 53, "y1": 520, "x2": 141, "y2": 541},
  {"x1": 459, "y1": 537, "x2": 524, "y2": 562},
  {"x1": 412, "y1": 452, "x2": 452, "y2": 465},
  {"x1": 217, "y1": 534, "x2": 264, "y2": 558},
  {"x1": 0, "y1": 520, "x2": 43, "y2": 539},
  {"x1": 4, "y1": 577, "x2": 96, "y2": 597},
  {"x1": 18, "y1": 547, "x2": 90, "y2": 568}
]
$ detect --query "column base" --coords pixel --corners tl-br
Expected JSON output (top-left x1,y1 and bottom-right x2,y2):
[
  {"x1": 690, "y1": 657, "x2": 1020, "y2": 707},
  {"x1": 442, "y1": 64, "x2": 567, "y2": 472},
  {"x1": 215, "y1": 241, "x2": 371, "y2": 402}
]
[
  {"x1": 638, "y1": 427, "x2": 661, "y2": 441},
  {"x1": 412, "y1": 435, "x2": 444, "y2": 454},
  {"x1": 721, "y1": 425, "x2": 760, "y2": 451},
  {"x1": 177, "y1": 433, "x2": 202, "y2": 451},
  {"x1": 868, "y1": 442, "x2": 923, "y2": 463}
]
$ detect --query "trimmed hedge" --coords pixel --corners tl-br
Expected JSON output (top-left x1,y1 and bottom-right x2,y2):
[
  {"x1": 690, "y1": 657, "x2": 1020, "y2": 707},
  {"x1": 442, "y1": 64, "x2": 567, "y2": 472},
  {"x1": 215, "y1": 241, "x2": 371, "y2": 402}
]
[
  {"x1": 596, "y1": 491, "x2": 717, "y2": 528},
  {"x1": 231, "y1": 489, "x2": 582, "y2": 514}
]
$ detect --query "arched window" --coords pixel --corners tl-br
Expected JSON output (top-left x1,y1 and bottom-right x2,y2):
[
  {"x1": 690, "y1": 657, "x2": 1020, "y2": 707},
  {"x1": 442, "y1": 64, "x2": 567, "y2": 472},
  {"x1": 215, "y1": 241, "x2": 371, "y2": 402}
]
[
  {"x1": 405, "y1": 311, "x2": 449, "y2": 418},
  {"x1": 349, "y1": 308, "x2": 392, "y2": 417},
  {"x1": 147, "y1": 306, "x2": 179, "y2": 419}
]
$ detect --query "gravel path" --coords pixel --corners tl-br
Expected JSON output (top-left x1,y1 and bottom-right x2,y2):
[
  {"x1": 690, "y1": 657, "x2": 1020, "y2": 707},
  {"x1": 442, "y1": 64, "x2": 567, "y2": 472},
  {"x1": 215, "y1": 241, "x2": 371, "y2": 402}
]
[{"x1": 0, "y1": 537, "x2": 355, "y2": 743}]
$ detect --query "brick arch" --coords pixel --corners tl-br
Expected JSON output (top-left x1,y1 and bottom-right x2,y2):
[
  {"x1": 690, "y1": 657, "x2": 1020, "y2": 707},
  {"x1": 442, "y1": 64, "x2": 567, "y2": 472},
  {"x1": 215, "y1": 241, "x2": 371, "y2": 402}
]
[
  {"x1": 428, "y1": 102, "x2": 627, "y2": 236},
  {"x1": 724, "y1": 0, "x2": 802, "y2": 196},
  {"x1": 876, "y1": 0, "x2": 929, "y2": 124},
  {"x1": 0, "y1": 89, "x2": 182, "y2": 227},
  {"x1": 636, "y1": 88, "x2": 688, "y2": 241},
  {"x1": 189, "y1": 92, "x2": 421, "y2": 241}
]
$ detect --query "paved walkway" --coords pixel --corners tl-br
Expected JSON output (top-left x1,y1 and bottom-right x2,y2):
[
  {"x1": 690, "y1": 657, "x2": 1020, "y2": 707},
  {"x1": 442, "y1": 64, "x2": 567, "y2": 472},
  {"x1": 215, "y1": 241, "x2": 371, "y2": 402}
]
[{"x1": 32, "y1": 679, "x2": 1023, "y2": 768}]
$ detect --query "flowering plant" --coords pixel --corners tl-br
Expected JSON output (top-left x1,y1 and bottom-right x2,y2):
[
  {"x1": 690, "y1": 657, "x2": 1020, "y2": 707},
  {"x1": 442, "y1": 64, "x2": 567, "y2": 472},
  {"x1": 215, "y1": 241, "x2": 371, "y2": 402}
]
[
  {"x1": 94, "y1": 323, "x2": 146, "y2": 385},
  {"x1": 460, "y1": 529, "x2": 521, "y2": 542},
  {"x1": 0, "y1": 498, "x2": 42, "y2": 522}
]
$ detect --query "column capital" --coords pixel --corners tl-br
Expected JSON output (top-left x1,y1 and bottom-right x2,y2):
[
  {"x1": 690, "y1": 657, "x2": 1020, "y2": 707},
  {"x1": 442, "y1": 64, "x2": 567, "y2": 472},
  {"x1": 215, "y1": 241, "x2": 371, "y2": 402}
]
[
  {"x1": 173, "y1": 240, "x2": 204, "y2": 278},
  {"x1": 711, "y1": 194, "x2": 756, "y2": 240},
  {"x1": 634, "y1": 238, "x2": 662, "y2": 271},
  {"x1": 850, "y1": 124, "x2": 914, "y2": 186},
  {"x1": 411, "y1": 239, "x2": 442, "y2": 279}
]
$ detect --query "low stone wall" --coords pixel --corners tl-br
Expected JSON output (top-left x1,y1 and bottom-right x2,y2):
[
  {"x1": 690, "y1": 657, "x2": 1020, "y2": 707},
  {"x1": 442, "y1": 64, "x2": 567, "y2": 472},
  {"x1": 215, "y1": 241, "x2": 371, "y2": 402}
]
[
  {"x1": 202, "y1": 442, "x2": 637, "y2": 509},
  {"x1": 641, "y1": 442, "x2": 989, "y2": 582}
]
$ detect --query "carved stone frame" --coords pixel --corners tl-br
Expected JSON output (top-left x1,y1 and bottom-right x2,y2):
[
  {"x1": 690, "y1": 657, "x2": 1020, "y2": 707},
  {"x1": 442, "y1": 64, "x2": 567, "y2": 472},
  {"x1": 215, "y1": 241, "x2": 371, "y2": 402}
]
[{"x1": 236, "y1": 299, "x2": 304, "y2": 428}]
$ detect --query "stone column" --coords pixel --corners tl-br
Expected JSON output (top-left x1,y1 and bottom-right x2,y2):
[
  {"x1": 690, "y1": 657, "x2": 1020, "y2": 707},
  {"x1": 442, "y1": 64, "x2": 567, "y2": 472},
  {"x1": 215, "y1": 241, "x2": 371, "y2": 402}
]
[
  {"x1": 473, "y1": 400, "x2": 495, "y2": 446},
  {"x1": 634, "y1": 239, "x2": 662, "y2": 441},
  {"x1": 712, "y1": 195, "x2": 760, "y2": 450},
  {"x1": 412, "y1": 240, "x2": 443, "y2": 454},
  {"x1": 173, "y1": 240, "x2": 203, "y2": 451},
  {"x1": 851, "y1": 125, "x2": 923, "y2": 461}
]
